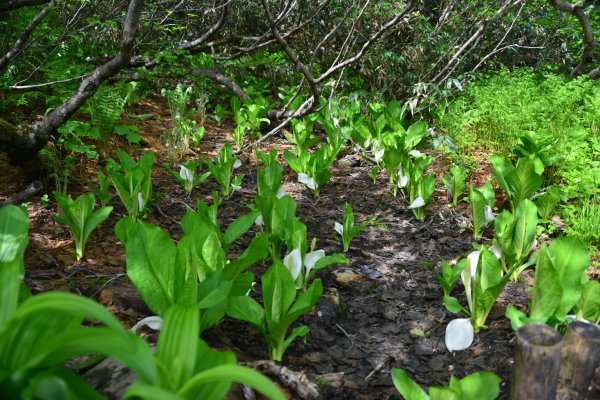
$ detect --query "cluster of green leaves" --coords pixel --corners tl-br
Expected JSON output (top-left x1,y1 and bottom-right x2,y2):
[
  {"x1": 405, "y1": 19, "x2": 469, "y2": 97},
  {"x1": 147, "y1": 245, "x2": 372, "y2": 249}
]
[
  {"x1": 0, "y1": 205, "x2": 284, "y2": 400},
  {"x1": 334, "y1": 203, "x2": 376, "y2": 252},
  {"x1": 161, "y1": 84, "x2": 205, "y2": 162},
  {"x1": 54, "y1": 192, "x2": 113, "y2": 260},
  {"x1": 107, "y1": 150, "x2": 155, "y2": 219},
  {"x1": 283, "y1": 114, "x2": 347, "y2": 197},
  {"x1": 436, "y1": 70, "x2": 600, "y2": 245},
  {"x1": 391, "y1": 368, "x2": 501, "y2": 400}
]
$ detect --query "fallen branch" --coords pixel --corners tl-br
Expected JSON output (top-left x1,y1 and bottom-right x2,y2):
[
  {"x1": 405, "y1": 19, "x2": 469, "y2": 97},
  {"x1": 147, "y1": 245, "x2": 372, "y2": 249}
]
[
  {"x1": 243, "y1": 360, "x2": 320, "y2": 400},
  {"x1": 0, "y1": 181, "x2": 43, "y2": 206}
]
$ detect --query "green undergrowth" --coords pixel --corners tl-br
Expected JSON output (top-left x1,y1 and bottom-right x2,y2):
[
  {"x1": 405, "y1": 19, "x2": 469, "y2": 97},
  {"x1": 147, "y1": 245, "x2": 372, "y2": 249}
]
[{"x1": 435, "y1": 69, "x2": 600, "y2": 249}]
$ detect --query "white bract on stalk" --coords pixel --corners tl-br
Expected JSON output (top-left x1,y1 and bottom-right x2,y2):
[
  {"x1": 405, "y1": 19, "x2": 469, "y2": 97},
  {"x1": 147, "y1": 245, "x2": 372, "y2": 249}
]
[
  {"x1": 179, "y1": 165, "x2": 193, "y2": 184},
  {"x1": 408, "y1": 196, "x2": 425, "y2": 209},
  {"x1": 298, "y1": 173, "x2": 316, "y2": 190},
  {"x1": 137, "y1": 192, "x2": 144, "y2": 213},
  {"x1": 283, "y1": 248, "x2": 326, "y2": 287}
]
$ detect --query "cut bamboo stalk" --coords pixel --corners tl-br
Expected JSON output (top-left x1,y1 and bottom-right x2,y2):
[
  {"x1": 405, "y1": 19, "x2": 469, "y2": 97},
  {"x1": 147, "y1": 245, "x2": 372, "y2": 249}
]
[
  {"x1": 557, "y1": 321, "x2": 600, "y2": 400},
  {"x1": 511, "y1": 323, "x2": 563, "y2": 400}
]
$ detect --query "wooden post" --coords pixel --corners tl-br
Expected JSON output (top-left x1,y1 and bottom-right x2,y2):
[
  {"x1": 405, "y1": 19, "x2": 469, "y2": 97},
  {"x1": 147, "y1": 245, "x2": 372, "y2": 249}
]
[
  {"x1": 557, "y1": 321, "x2": 600, "y2": 400},
  {"x1": 511, "y1": 323, "x2": 563, "y2": 400}
]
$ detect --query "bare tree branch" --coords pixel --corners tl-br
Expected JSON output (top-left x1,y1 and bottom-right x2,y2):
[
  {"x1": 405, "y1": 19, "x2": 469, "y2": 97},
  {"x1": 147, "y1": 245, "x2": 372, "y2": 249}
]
[
  {"x1": 0, "y1": 0, "x2": 50, "y2": 12},
  {"x1": 431, "y1": 0, "x2": 523, "y2": 85},
  {"x1": 0, "y1": 0, "x2": 145, "y2": 163},
  {"x1": 0, "y1": 0, "x2": 55, "y2": 70},
  {"x1": 179, "y1": 1, "x2": 229, "y2": 51},
  {"x1": 548, "y1": 0, "x2": 596, "y2": 77},
  {"x1": 191, "y1": 66, "x2": 247, "y2": 101}
]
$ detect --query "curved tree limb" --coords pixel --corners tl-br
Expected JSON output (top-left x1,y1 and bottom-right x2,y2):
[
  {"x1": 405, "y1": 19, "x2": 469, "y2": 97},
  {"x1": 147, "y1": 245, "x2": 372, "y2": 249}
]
[
  {"x1": 191, "y1": 66, "x2": 247, "y2": 102},
  {"x1": 0, "y1": 0, "x2": 145, "y2": 163},
  {"x1": 0, "y1": 0, "x2": 55, "y2": 70},
  {"x1": 0, "y1": 0, "x2": 50, "y2": 12},
  {"x1": 548, "y1": 0, "x2": 596, "y2": 78}
]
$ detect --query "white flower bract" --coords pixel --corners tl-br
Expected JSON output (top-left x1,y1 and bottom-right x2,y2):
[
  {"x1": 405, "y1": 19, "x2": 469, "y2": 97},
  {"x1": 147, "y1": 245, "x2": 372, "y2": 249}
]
[
  {"x1": 283, "y1": 248, "x2": 303, "y2": 281},
  {"x1": 409, "y1": 196, "x2": 425, "y2": 209},
  {"x1": 304, "y1": 249, "x2": 325, "y2": 278},
  {"x1": 233, "y1": 159, "x2": 242, "y2": 169},
  {"x1": 334, "y1": 222, "x2": 343, "y2": 236},
  {"x1": 445, "y1": 318, "x2": 474, "y2": 351},
  {"x1": 298, "y1": 173, "x2": 316, "y2": 190},
  {"x1": 179, "y1": 165, "x2": 194, "y2": 183}
]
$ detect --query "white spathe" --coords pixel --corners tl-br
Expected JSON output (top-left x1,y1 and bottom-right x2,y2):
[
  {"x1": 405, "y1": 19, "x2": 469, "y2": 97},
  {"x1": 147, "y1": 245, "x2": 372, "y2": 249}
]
[
  {"x1": 254, "y1": 214, "x2": 264, "y2": 227},
  {"x1": 298, "y1": 173, "x2": 316, "y2": 190},
  {"x1": 484, "y1": 205, "x2": 495, "y2": 224},
  {"x1": 408, "y1": 150, "x2": 421, "y2": 157},
  {"x1": 283, "y1": 248, "x2": 303, "y2": 281},
  {"x1": 276, "y1": 187, "x2": 288, "y2": 199},
  {"x1": 137, "y1": 192, "x2": 144, "y2": 213},
  {"x1": 374, "y1": 149, "x2": 384, "y2": 163},
  {"x1": 409, "y1": 197, "x2": 425, "y2": 209},
  {"x1": 489, "y1": 245, "x2": 502, "y2": 260},
  {"x1": 397, "y1": 165, "x2": 408, "y2": 188},
  {"x1": 233, "y1": 159, "x2": 242, "y2": 169},
  {"x1": 334, "y1": 222, "x2": 343, "y2": 236},
  {"x1": 179, "y1": 165, "x2": 194, "y2": 183},
  {"x1": 304, "y1": 249, "x2": 325, "y2": 278},
  {"x1": 445, "y1": 318, "x2": 474, "y2": 351},
  {"x1": 462, "y1": 250, "x2": 480, "y2": 311},
  {"x1": 131, "y1": 316, "x2": 163, "y2": 333}
]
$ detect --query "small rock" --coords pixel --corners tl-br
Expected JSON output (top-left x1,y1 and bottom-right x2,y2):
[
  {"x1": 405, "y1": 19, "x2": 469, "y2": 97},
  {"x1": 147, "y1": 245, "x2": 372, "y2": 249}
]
[{"x1": 334, "y1": 268, "x2": 363, "y2": 289}]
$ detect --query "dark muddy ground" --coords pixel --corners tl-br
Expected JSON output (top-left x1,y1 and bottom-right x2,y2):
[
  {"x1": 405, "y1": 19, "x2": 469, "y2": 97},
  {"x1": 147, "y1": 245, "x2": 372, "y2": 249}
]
[{"x1": 2, "y1": 98, "x2": 599, "y2": 399}]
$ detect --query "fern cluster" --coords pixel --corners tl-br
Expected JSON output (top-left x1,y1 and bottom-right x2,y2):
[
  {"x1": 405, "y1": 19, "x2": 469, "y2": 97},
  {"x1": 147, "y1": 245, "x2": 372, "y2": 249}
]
[{"x1": 87, "y1": 82, "x2": 137, "y2": 138}]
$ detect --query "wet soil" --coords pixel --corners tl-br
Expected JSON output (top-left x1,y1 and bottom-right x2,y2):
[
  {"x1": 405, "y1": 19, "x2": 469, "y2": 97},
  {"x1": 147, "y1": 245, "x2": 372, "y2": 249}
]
[{"x1": 1, "y1": 97, "x2": 598, "y2": 399}]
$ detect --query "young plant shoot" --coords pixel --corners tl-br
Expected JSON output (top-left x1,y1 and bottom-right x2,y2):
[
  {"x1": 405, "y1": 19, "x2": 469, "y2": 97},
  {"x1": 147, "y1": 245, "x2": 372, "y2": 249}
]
[
  {"x1": 335, "y1": 203, "x2": 376, "y2": 252},
  {"x1": 163, "y1": 159, "x2": 210, "y2": 195},
  {"x1": 107, "y1": 150, "x2": 154, "y2": 219},
  {"x1": 206, "y1": 143, "x2": 244, "y2": 198},
  {"x1": 54, "y1": 192, "x2": 113, "y2": 260}
]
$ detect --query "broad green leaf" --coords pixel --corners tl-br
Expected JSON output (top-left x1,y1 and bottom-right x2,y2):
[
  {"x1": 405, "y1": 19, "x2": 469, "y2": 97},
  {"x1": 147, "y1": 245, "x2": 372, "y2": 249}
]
[
  {"x1": 178, "y1": 364, "x2": 285, "y2": 400},
  {"x1": 282, "y1": 325, "x2": 309, "y2": 355},
  {"x1": 227, "y1": 295, "x2": 266, "y2": 332},
  {"x1": 312, "y1": 254, "x2": 349, "y2": 272},
  {"x1": 223, "y1": 210, "x2": 260, "y2": 249},
  {"x1": 0, "y1": 205, "x2": 29, "y2": 326},
  {"x1": 116, "y1": 219, "x2": 178, "y2": 316},
  {"x1": 530, "y1": 245, "x2": 562, "y2": 320},
  {"x1": 125, "y1": 383, "x2": 185, "y2": 400},
  {"x1": 469, "y1": 187, "x2": 487, "y2": 239},
  {"x1": 490, "y1": 155, "x2": 514, "y2": 199},
  {"x1": 156, "y1": 305, "x2": 199, "y2": 390},
  {"x1": 186, "y1": 339, "x2": 237, "y2": 399},
  {"x1": 443, "y1": 295, "x2": 470, "y2": 315},
  {"x1": 284, "y1": 279, "x2": 323, "y2": 327},
  {"x1": 390, "y1": 368, "x2": 429, "y2": 400},
  {"x1": 505, "y1": 158, "x2": 543, "y2": 209},
  {"x1": 511, "y1": 199, "x2": 537, "y2": 263},
  {"x1": 25, "y1": 368, "x2": 105, "y2": 400},
  {"x1": 551, "y1": 236, "x2": 590, "y2": 316},
  {"x1": 452, "y1": 371, "x2": 501, "y2": 400},
  {"x1": 263, "y1": 262, "x2": 296, "y2": 328},
  {"x1": 577, "y1": 280, "x2": 600, "y2": 321}
]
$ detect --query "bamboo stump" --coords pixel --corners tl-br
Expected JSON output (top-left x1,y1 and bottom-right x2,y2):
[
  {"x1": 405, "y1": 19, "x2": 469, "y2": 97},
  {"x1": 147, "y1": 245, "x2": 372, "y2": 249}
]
[
  {"x1": 511, "y1": 323, "x2": 563, "y2": 400},
  {"x1": 557, "y1": 321, "x2": 600, "y2": 400}
]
